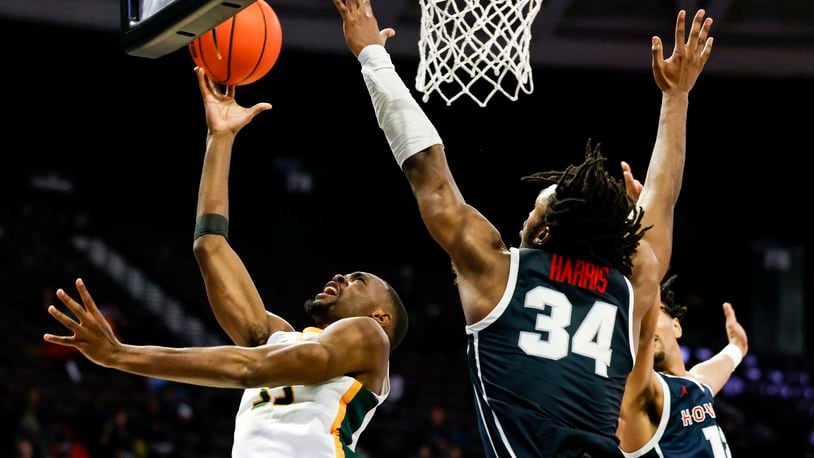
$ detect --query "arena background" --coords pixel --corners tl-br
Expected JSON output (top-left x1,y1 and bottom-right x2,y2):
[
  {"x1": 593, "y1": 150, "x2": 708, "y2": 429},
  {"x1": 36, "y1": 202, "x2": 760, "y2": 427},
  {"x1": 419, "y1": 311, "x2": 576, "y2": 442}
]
[{"x1": 1, "y1": 1, "x2": 812, "y2": 456}]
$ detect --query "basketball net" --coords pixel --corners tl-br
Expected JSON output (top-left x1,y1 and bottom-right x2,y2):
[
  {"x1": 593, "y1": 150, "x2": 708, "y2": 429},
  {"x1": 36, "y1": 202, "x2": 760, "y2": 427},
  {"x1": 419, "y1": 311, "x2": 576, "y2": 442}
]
[{"x1": 415, "y1": 0, "x2": 544, "y2": 107}]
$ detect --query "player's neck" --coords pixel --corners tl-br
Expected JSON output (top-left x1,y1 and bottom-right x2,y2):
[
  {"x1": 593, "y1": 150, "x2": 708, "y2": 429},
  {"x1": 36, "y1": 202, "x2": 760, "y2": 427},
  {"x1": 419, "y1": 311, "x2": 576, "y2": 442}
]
[{"x1": 659, "y1": 352, "x2": 688, "y2": 377}]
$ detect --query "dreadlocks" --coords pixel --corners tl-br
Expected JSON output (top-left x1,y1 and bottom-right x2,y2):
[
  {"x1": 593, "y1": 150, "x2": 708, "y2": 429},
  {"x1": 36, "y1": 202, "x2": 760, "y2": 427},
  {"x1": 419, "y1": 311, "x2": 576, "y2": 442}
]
[
  {"x1": 521, "y1": 141, "x2": 648, "y2": 276},
  {"x1": 660, "y1": 274, "x2": 688, "y2": 320}
]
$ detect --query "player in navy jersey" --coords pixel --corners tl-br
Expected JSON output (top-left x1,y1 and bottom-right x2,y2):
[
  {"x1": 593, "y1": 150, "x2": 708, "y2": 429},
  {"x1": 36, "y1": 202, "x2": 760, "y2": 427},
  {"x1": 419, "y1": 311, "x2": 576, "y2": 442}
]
[
  {"x1": 617, "y1": 276, "x2": 748, "y2": 458},
  {"x1": 331, "y1": 1, "x2": 714, "y2": 456}
]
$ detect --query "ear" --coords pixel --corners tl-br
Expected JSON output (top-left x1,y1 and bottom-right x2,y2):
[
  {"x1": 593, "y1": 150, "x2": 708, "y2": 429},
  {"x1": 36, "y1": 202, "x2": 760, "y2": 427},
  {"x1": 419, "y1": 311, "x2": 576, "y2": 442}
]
[
  {"x1": 371, "y1": 310, "x2": 392, "y2": 327},
  {"x1": 533, "y1": 227, "x2": 551, "y2": 246},
  {"x1": 672, "y1": 318, "x2": 683, "y2": 339}
]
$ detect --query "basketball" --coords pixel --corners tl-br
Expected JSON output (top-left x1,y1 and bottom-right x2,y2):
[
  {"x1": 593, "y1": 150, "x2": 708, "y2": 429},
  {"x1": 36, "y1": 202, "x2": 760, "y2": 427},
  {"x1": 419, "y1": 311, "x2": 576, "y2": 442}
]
[{"x1": 189, "y1": 0, "x2": 282, "y2": 86}]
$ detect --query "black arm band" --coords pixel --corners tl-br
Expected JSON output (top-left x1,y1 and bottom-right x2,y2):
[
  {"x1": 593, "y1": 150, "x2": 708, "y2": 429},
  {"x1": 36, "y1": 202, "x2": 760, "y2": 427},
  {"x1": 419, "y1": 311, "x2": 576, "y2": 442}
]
[{"x1": 194, "y1": 214, "x2": 229, "y2": 240}]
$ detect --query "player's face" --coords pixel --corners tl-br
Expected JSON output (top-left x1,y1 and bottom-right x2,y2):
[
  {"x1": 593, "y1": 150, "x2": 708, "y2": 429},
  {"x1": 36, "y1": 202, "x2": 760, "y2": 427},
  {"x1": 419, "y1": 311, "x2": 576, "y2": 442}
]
[
  {"x1": 519, "y1": 185, "x2": 556, "y2": 248},
  {"x1": 653, "y1": 307, "x2": 683, "y2": 370},
  {"x1": 304, "y1": 271, "x2": 391, "y2": 325}
]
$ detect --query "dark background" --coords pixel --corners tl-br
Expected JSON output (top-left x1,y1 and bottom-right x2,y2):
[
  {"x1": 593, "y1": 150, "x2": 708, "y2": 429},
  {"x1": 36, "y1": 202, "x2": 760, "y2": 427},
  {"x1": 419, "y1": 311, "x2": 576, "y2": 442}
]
[{"x1": 0, "y1": 6, "x2": 811, "y2": 457}]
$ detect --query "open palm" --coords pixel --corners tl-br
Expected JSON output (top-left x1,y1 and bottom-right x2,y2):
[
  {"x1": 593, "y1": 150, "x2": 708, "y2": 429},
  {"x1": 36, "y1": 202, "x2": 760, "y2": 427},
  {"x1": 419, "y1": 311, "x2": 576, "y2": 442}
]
[
  {"x1": 652, "y1": 10, "x2": 714, "y2": 94},
  {"x1": 195, "y1": 67, "x2": 271, "y2": 135}
]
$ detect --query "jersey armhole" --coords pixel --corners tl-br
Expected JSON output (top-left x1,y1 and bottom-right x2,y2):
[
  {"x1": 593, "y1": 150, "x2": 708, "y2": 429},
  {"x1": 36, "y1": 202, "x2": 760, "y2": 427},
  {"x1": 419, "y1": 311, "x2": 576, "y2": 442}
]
[
  {"x1": 621, "y1": 374, "x2": 671, "y2": 458},
  {"x1": 465, "y1": 247, "x2": 520, "y2": 334}
]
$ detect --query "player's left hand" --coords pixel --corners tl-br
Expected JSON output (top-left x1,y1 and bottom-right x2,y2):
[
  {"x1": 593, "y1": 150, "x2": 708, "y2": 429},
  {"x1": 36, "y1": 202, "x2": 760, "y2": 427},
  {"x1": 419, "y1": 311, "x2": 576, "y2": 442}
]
[
  {"x1": 652, "y1": 9, "x2": 714, "y2": 94},
  {"x1": 723, "y1": 302, "x2": 748, "y2": 356},
  {"x1": 332, "y1": 0, "x2": 396, "y2": 57},
  {"x1": 44, "y1": 278, "x2": 122, "y2": 368},
  {"x1": 195, "y1": 67, "x2": 272, "y2": 137}
]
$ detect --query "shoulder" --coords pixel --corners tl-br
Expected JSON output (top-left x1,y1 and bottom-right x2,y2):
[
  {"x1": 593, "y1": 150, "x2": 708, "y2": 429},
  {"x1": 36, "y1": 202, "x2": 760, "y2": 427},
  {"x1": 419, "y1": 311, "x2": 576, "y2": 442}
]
[{"x1": 324, "y1": 317, "x2": 390, "y2": 354}]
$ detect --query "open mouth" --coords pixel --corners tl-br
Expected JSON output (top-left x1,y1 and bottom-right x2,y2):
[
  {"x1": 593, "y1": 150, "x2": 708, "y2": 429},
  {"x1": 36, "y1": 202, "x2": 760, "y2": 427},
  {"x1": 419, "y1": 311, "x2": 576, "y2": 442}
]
[{"x1": 321, "y1": 281, "x2": 340, "y2": 297}]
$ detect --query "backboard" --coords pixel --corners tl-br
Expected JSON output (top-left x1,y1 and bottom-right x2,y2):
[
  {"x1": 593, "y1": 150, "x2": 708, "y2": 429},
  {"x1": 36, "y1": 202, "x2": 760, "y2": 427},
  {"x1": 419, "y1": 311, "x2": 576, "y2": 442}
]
[{"x1": 121, "y1": 0, "x2": 256, "y2": 58}]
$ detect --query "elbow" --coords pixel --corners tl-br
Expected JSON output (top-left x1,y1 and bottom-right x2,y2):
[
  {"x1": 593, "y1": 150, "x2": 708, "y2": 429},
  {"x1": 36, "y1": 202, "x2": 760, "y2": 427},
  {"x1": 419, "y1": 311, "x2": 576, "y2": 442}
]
[
  {"x1": 238, "y1": 343, "x2": 330, "y2": 388},
  {"x1": 239, "y1": 355, "x2": 268, "y2": 389},
  {"x1": 193, "y1": 234, "x2": 226, "y2": 260},
  {"x1": 237, "y1": 365, "x2": 255, "y2": 389}
]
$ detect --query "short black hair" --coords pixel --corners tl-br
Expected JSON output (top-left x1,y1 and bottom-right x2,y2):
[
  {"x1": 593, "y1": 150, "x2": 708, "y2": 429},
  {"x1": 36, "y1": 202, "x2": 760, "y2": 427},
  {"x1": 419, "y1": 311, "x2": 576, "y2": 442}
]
[
  {"x1": 521, "y1": 141, "x2": 648, "y2": 276},
  {"x1": 660, "y1": 274, "x2": 687, "y2": 320},
  {"x1": 385, "y1": 283, "x2": 408, "y2": 351}
]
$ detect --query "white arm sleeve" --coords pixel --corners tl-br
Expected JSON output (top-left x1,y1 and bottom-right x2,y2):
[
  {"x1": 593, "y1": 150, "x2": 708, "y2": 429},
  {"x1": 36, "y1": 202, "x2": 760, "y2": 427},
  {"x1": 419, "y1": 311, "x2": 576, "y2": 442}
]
[{"x1": 358, "y1": 44, "x2": 443, "y2": 168}]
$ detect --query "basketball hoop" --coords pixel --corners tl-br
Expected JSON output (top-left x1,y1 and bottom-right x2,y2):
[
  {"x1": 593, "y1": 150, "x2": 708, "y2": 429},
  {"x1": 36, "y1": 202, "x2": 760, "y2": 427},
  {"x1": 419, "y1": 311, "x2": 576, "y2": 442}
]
[{"x1": 415, "y1": 0, "x2": 544, "y2": 107}]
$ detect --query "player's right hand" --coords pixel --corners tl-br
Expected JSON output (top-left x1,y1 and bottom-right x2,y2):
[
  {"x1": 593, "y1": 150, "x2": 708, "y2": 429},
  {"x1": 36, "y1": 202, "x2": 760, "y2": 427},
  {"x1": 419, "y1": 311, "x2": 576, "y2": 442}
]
[
  {"x1": 331, "y1": 0, "x2": 396, "y2": 57},
  {"x1": 44, "y1": 278, "x2": 122, "y2": 369},
  {"x1": 195, "y1": 67, "x2": 271, "y2": 137}
]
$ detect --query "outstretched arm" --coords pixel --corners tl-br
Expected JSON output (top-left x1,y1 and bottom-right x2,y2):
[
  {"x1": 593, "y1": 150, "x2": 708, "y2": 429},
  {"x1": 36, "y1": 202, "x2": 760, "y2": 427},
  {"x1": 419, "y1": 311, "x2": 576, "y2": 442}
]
[
  {"x1": 638, "y1": 9, "x2": 714, "y2": 280},
  {"x1": 332, "y1": 0, "x2": 508, "y2": 323},
  {"x1": 44, "y1": 280, "x2": 387, "y2": 388},
  {"x1": 618, "y1": 9, "x2": 715, "y2": 448},
  {"x1": 689, "y1": 302, "x2": 748, "y2": 395},
  {"x1": 191, "y1": 68, "x2": 292, "y2": 347}
]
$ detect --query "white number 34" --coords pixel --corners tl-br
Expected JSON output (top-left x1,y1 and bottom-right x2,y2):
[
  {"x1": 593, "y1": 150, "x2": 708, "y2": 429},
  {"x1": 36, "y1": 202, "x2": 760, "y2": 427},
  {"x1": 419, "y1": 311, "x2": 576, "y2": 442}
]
[{"x1": 518, "y1": 286, "x2": 618, "y2": 377}]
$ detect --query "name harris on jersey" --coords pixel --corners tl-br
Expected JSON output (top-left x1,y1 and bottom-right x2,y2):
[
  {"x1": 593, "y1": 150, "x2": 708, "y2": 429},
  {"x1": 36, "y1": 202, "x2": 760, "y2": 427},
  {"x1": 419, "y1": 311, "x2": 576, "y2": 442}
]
[{"x1": 549, "y1": 253, "x2": 609, "y2": 293}]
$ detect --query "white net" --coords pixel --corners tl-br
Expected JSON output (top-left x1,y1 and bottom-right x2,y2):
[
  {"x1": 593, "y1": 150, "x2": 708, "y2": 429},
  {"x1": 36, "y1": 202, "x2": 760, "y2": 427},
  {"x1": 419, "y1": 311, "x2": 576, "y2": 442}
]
[{"x1": 416, "y1": 0, "x2": 544, "y2": 107}]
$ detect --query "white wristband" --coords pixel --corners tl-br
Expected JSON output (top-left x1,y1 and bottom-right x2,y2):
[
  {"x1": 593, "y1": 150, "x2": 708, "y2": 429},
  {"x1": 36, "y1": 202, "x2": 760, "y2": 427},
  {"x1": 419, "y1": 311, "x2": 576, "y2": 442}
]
[
  {"x1": 358, "y1": 44, "x2": 443, "y2": 168},
  {"x1": 720, "y1": 343, "x2": 743, "y2": 369}
]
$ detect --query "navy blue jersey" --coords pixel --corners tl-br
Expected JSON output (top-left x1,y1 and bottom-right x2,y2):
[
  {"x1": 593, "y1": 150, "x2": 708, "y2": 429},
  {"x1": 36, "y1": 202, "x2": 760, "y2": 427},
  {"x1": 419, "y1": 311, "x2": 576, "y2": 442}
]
[
  {"x1": 465, "y1": 247, "x2": 635, "y2": 458},
  {"x1": 624, "y1": 373, "x2": 732, "y2": 458}
]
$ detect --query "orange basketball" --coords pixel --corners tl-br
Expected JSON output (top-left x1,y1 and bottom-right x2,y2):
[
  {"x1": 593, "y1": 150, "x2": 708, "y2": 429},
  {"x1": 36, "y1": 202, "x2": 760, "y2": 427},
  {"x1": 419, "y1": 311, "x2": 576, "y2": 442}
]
[{"x1": 189, "y1": 1, "x2": 282, "y2": 86}]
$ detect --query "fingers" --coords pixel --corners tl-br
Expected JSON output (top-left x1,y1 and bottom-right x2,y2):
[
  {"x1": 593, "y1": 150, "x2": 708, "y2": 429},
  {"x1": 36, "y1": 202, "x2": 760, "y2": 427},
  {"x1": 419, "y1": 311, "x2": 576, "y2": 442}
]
[
  {"x1": 75, "y1": 278, "x2": 103, "y2": 318},
  {"x1": 347, "y1": 0, "x2": 356, "y2": 14},
  {"x1": 651, "y1": 36, "x2": 665, "y2": 67},
  {"x1": 687, "y1": 10, "x2": 706, "y2": 51},
  {"x1": 621, "y1": 161, "x2": 642, "y2": 200},
  {"x1": 48, "y1": 305, "x2": 80, "y2": 333},
  {"x1": 43, "y1": 334, "x2": 75, "y2": 346},
  {"x1": 195, "y1": 67, "x2": 211, "y2": 98},
  {"x1": 331, "y1": 0, "x2": 349, "y2": 16},
  {"x1": 354, "y1": 0, "x2": 365, "y2": 14},
  {"x1": 700, "y1": 37, "x2": 714, "y2": 66},
  {"x1": 57, "y1": 288, "x2": 85, "y2": 321},
  {"x1": 673, "y1": 10, "x2": 686, "y2": 56},
  {"x1": 380, "y1": 28, "x2": 396, "y2": 45},
  {"x1": 250, "y1": 102, "x2": 273, "y2": 116},
  {"x1": 206, "y1": 75, "x2": 224, "y2": 100},
  {"x1": 698, "y1": 17, "x2": 713, "y2": 48},
  {"x1": 723, "y1": 302, "x2": 736, "y2": 321}
]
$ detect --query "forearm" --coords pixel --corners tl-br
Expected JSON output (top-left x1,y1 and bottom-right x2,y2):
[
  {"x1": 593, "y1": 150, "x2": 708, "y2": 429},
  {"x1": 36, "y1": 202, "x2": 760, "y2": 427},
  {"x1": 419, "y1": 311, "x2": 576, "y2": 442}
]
[
  {"x1": 646, "y1": 92, "x2": 688, "y2": 194},
  {"x1": 110, "y1": 343, "x2": 264, "y2": 388},
  {"x1": 689, "y1": 354, "x2": 735, "y2": 396},
  {"x1": 638, "y1": 93, "x2": 688, "y2": 276},
  {"x1": 193, "y1": 131, "x2": 276, "y2": 346},
  {"x1": 359, "y1": 45, "x2": 442, "y2": 169},
  {"x1": 109, "y1": 342, "x2": 324, "y2": 389},
  {"x1": 196, "y1": 132, "x2": 235, "y2": 217}
]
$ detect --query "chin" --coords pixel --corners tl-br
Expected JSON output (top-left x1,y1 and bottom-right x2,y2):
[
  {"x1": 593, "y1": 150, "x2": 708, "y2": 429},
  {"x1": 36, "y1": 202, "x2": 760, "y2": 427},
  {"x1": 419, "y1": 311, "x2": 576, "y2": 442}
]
[
  {"x1": 653, "y1": 351, "x2": 666, "y2": 371},
  {"x1": 304, "y1": 298, "x2": 330, "y2": 316}
]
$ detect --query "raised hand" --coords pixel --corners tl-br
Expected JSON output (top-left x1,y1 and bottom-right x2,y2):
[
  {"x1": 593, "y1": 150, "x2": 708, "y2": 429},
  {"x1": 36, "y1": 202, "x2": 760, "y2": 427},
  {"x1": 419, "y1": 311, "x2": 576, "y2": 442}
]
[
  {"x1": 652, "y1": 10, "x2": 714, "y2": 94},
  {"x1": 43, "y1": 279, "x2": 122, "y2": 368},
  {"x1": 331, "y1": 0, "x2": 395, "y2": 56},
  {"x1": 722, "y1": 302, "x2": 748, "y2": 356},
  {"x1": 195, "y1": 67, "x2": 272, "y2": 136}
]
